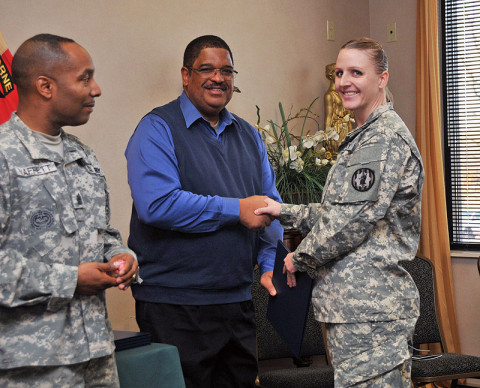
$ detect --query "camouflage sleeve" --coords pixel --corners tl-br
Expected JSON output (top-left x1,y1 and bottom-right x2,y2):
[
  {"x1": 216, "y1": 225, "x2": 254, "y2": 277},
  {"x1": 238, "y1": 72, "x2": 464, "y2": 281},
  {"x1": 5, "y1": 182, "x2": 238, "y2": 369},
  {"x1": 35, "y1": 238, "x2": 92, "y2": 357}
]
[
  {"x1": 291, "y1": 132, "x2": 421, "y2": 271},
  {"x1": 100, "y1": 179, "x2": 136, "y2": 261},
  {"x1": 278, "y1": 202, "x2": 324, "y2": 235},
  {"x1": 102, "y1": 225, "x2": 137, "y2": 262},
  {"x1": 0, "y1": 155, "x2": 77, "y2": 311},
  {"x1": 80, "y1": 146, "x2": 136, "y2": 263}
]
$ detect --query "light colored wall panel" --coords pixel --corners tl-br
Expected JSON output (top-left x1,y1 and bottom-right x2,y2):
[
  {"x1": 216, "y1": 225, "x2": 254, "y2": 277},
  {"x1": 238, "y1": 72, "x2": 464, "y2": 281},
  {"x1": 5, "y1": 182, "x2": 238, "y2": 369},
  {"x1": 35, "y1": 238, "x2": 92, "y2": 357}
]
[{"x1": 369, "y1": 0, "x2": 417, "y2": 134}]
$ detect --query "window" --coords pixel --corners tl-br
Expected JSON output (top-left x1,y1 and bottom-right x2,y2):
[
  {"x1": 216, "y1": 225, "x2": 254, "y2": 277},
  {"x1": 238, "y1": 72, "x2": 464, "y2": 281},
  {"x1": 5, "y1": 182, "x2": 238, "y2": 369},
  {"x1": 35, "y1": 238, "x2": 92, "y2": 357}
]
[{"x1": 443, "y1": 0, "x2": 480, "y2": 249}]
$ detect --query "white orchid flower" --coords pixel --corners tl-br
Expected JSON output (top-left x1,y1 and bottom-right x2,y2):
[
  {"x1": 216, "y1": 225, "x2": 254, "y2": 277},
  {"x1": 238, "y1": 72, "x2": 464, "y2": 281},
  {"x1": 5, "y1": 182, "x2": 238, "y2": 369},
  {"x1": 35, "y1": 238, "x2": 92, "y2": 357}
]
[
  {"x1": 280, "y1": 148, "x2": 289, "y2": 166},
  {"x1": 326, "y1": 129, "x2": 340, "y2": 141},
  {"x1": 303, "y1": 135, "x2": 318, "y2": 149},
  {"x1": 303, "y1": 139, "x2": 314, "y2": 149},
  {"x1": 288, "y1": 145, "x2": 299, "y2": 161},
  {"x1": 315, "y1": 157, "x2": 329, "y2": 166},
  {"x1": 265, "y1": 134, "x2": 276, "y2": 144},
  {"x1": 290, "y1": 158, "x2": 304, "y2": 172},
  {"x1": 312, "y1": 131, "x2": 324, "y2": 142}
]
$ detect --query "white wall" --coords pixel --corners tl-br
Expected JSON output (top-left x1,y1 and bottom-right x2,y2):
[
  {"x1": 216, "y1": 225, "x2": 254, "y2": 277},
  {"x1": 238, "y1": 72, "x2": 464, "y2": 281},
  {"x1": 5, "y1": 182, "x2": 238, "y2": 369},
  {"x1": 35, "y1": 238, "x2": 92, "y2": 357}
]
[{"x1": 369, "y1": 0, "x2": 417, "y2": 133}]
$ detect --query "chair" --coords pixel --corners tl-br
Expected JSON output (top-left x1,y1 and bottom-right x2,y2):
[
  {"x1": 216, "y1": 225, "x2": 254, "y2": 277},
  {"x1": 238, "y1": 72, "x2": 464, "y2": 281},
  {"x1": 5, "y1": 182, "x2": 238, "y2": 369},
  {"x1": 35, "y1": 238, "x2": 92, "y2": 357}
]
[
  {"x1": 399, "y1": 255, "x2": 480, "y2": 387},
  {"x1": 252, "y1": 268, "x2": 334, "y2": 388}
]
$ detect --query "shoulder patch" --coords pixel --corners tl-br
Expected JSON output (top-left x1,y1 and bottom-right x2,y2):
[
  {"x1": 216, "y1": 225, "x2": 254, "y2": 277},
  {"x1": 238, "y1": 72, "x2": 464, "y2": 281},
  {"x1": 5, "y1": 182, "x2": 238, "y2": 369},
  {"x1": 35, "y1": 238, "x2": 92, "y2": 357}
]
[{"x1": 351, "y1": 168, "x2": 375, "y2": 192}]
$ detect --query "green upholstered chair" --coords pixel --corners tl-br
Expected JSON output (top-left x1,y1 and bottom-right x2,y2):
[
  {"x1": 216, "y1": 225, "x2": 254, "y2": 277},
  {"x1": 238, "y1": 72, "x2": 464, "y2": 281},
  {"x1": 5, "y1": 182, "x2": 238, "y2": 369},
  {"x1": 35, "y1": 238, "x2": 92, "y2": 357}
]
[{"x1": 115, "y1": 343, "x2": 185, "y2": 388}]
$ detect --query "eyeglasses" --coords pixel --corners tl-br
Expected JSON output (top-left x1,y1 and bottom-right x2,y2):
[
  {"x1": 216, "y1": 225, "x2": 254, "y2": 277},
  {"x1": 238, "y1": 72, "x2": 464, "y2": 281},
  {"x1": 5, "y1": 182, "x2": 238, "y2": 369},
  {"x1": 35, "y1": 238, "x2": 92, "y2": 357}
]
[{"x1": 187, "y1": 66, "x2": 238, "y2": 80}]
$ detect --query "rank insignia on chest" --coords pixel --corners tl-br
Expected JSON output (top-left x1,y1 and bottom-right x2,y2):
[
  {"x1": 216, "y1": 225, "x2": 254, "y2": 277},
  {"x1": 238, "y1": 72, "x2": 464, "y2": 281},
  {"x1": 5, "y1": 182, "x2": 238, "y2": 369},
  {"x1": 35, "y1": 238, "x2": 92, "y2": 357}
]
[{"x1": 352, "y1": 168, "x2": 375, "y2": 192}]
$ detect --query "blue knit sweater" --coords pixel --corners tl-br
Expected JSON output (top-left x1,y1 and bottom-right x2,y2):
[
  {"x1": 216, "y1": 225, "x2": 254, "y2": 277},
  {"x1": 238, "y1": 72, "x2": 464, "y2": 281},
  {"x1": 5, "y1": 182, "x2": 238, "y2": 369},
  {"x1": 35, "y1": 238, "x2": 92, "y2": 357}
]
[{"x1": 129, "y1": 98, "x2": 263, "y2": 305}]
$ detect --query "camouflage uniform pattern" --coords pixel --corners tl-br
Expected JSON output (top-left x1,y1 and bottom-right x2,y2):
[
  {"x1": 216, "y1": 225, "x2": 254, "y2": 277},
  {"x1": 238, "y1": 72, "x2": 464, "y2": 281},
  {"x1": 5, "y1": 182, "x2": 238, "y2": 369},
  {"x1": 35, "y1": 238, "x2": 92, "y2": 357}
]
[
  {"x1": 278, "y1": 103, "x2": 424, "y2": 386},
  {"x1": 325, "y1": 318, "x2": 416, "y2": 387},
  {"x1": 0, "y1": 354, "x2": 120, "y2": 387},
  {"x1": 0, "y1": 114, "x2": 134, "y2": 370}
]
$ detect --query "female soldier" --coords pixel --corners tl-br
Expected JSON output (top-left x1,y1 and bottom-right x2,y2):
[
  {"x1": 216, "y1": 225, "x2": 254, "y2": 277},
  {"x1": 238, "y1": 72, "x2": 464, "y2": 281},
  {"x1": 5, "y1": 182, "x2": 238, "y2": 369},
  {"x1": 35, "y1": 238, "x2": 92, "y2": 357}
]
[{"x1": 255, "y1": 38, "x2": 424, "y2": 387}]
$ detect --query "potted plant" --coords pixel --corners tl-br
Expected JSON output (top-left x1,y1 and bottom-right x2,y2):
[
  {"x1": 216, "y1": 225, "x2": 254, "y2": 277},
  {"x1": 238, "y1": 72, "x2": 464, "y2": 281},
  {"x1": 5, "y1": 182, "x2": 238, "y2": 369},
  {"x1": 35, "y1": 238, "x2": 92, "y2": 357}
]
[{"x1": 255, "y1": 98, "x2": 347, "y2": 205}]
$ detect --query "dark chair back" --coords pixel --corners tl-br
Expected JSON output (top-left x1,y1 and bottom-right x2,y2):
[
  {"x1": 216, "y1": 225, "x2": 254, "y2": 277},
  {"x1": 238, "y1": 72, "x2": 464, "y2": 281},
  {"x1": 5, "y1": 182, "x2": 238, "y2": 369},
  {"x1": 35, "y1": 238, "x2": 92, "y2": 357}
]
[
  {"x1": 399, "y1": 255, "x2": 443, "y2": 347},
  {"x1": 252, "y1": 267, "x2": 326, "y2": 361},
  {"x1": 400, "y1": 255, "x2": 480, "y2": 387}
]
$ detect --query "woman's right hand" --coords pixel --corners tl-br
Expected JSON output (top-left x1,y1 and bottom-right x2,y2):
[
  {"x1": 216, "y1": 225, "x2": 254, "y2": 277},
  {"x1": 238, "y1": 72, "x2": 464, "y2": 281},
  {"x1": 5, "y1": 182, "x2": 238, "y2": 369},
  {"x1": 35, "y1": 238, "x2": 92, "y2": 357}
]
[{"x1": 254, "y1": 197, "x2": 282, "y2": 218}]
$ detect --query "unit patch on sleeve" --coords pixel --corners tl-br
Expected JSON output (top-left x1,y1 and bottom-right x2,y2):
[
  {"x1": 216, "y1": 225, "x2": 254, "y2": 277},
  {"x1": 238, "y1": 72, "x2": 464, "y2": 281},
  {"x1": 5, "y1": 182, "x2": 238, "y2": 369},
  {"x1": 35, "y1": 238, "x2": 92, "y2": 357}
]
[{"x1": 352, "y1": 168, "x2": 375, "y2": 192}]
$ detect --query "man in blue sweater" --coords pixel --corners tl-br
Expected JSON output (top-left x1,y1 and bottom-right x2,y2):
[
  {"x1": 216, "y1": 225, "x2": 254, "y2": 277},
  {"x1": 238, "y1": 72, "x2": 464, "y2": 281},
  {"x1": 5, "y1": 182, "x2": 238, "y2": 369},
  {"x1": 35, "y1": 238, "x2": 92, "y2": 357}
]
[{"x1": 125, "y1": 35, "x2": 283, "y2": 388}]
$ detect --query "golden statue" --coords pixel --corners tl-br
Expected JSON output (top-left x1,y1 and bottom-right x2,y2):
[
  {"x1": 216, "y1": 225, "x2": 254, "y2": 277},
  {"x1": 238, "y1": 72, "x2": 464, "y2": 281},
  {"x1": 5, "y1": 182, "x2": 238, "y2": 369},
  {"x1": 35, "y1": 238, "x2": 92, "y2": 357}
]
[{"x1": 324, "y1": 63, "x2": 354, "y2": 148}]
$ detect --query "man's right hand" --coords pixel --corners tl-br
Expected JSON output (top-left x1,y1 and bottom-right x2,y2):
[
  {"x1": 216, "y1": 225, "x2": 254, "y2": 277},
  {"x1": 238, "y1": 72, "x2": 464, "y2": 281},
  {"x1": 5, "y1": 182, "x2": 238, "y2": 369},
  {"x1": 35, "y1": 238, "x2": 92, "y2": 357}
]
[
  {"x1": 239, "y1": 195, "x2": 273, "y2": 231},
  {"x1": 76, "y1": 262, "x2": 119, "y2": 295}
]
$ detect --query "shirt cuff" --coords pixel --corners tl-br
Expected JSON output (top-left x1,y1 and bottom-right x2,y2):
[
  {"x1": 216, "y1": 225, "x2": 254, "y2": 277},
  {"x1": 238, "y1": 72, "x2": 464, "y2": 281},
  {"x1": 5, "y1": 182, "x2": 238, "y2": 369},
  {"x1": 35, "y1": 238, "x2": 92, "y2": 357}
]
[
  {"x1": 105, "y1": 247, "x2": 138, "y2": 262},
  {"x1": 220, "y1": 197, "x2": 240, "y2": 225},
  {"x1": 46, "y1": 264, "x2": 78, "y2": 312},
  {"x1": 278, "y1": 203, "x2": 297, "y2": 228}
]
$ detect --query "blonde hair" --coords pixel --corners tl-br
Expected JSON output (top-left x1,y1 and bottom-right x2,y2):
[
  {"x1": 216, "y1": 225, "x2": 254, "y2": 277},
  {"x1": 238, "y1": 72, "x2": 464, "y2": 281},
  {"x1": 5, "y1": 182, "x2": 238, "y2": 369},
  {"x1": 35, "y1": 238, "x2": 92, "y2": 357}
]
[{"x1": 341, "y1": 37, "x2": 393, "y2": 103}]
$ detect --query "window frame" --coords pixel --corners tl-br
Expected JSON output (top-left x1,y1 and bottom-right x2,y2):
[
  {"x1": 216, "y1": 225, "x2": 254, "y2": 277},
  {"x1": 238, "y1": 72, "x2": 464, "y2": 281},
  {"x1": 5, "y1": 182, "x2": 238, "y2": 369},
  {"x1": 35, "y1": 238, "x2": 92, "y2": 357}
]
[{"x1": 442, "y1": 0, "x2": 480, "y2": 250}]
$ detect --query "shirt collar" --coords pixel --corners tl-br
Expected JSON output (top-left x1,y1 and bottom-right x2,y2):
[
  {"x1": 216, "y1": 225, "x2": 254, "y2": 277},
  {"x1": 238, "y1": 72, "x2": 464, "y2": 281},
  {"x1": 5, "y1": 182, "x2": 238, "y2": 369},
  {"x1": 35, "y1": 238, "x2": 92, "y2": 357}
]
[
  {"x1": 343, "y1": 102, "x2": 393, "y2": 144},
  {"x1": 10, "y1": 113, "x2": 85, "y2": 164},
  {"x1": 9, "y1": 113, "x2": 63, "y2": 163},
  {"x1": 179, "y1": 91, "x2": 236, "y2": 130}
]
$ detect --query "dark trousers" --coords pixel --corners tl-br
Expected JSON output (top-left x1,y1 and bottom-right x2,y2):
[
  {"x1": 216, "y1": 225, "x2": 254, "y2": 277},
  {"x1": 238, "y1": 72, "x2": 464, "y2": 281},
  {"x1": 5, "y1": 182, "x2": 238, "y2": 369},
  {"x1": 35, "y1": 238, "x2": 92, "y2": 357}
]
[{"x1": 135, "y1": 300, "x2": 258, "y2": 388}]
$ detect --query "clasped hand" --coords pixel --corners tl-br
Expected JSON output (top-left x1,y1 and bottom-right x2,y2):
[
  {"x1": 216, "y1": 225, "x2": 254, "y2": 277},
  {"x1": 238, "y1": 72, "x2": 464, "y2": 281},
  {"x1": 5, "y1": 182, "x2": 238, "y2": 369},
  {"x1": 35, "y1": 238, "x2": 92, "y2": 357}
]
[
  {"x1": 76, "y1": 253, "x2": 139, "y2": 295},
  {"x1": 239, "y1": 196, "x2": 283, "y2": 231},
  {"x1": 239, "y1": 196, "x2": 273, "y2": 231}
]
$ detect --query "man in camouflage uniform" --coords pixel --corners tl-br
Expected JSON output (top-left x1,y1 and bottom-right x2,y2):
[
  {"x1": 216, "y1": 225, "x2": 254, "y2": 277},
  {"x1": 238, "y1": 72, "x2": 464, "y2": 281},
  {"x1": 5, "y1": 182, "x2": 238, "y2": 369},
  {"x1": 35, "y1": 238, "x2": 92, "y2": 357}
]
[
  {"x1": 0, "y1": 34, "x2": 138, "y2": 387},
  {"x1": 260, "y1": 102, "x2": 424, "y2": 387}
]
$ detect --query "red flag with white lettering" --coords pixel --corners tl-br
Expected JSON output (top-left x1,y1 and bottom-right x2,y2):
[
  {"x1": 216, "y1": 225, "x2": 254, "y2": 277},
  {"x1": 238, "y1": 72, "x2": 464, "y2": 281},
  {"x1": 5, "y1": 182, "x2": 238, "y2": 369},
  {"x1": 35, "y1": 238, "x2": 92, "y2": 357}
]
[{"x1": 0, "y1": 30, "x2": 18, "y2": 124}]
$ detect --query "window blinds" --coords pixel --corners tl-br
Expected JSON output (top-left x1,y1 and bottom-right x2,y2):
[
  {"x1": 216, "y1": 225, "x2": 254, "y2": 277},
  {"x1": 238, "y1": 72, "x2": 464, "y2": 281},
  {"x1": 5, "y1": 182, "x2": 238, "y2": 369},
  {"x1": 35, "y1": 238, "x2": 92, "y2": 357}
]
[{"x1": 444, "y1": 0, "x2": 480, "y2": 248}]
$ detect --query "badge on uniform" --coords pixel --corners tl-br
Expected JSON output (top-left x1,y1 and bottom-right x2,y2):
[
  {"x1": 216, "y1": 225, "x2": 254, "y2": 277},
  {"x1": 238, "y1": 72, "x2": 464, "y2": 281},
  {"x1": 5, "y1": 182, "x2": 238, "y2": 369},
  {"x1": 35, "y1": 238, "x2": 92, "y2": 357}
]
[
  {"x1": 352, "y1": 168, "x2": 375, "y2": 192},
  {"x1": 30, "y1": 209, "x2": 54, "y2": 230}
]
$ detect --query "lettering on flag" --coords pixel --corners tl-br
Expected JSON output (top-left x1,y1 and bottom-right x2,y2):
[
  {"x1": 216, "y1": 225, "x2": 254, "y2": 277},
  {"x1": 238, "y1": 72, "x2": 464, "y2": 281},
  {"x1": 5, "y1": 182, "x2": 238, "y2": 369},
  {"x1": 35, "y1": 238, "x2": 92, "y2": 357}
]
[
  {"x1": 0, "y1": 54, "x2": 14, "y2": 98},
  {"x1": 0, "y1": 30, "x2": 19, "y2": 124}
]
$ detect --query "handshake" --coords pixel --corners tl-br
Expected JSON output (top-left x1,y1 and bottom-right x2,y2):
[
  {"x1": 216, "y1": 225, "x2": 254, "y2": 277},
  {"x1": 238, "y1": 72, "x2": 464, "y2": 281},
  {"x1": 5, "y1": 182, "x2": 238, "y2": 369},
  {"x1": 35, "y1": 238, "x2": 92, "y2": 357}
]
[{"x1": 239, "y1": 195, "x2": 281, "y2": 231}]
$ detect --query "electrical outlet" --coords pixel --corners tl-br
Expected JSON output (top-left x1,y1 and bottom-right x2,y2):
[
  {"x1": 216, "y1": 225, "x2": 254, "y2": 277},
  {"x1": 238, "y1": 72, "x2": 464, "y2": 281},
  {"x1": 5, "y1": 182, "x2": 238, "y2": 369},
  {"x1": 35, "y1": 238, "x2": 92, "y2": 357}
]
[
  {"x1": 327, "y1": 20, "x2": 335, "y2": 41},
  {"x1": 387, "y1": 22, "x2": 397, "y2": 42}
]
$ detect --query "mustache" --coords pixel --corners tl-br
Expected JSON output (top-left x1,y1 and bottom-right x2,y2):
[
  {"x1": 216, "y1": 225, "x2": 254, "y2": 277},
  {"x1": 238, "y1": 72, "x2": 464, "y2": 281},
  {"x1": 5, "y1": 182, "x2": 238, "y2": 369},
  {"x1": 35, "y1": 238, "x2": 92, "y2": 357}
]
[{"x1": 204, "y1": 82, "x2": 227, "y2": 91}]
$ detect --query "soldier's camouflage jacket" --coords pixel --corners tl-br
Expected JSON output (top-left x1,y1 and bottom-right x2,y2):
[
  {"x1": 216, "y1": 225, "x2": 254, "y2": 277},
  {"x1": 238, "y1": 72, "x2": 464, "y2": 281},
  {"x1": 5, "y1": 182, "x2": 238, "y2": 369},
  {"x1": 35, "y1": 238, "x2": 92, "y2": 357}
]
[
  {"x1": 0, "y1": 114, "x2": 134, "y2": 369},
  {"x1": 279, "y1": 103, "x2": 424, "y2": 323}
]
